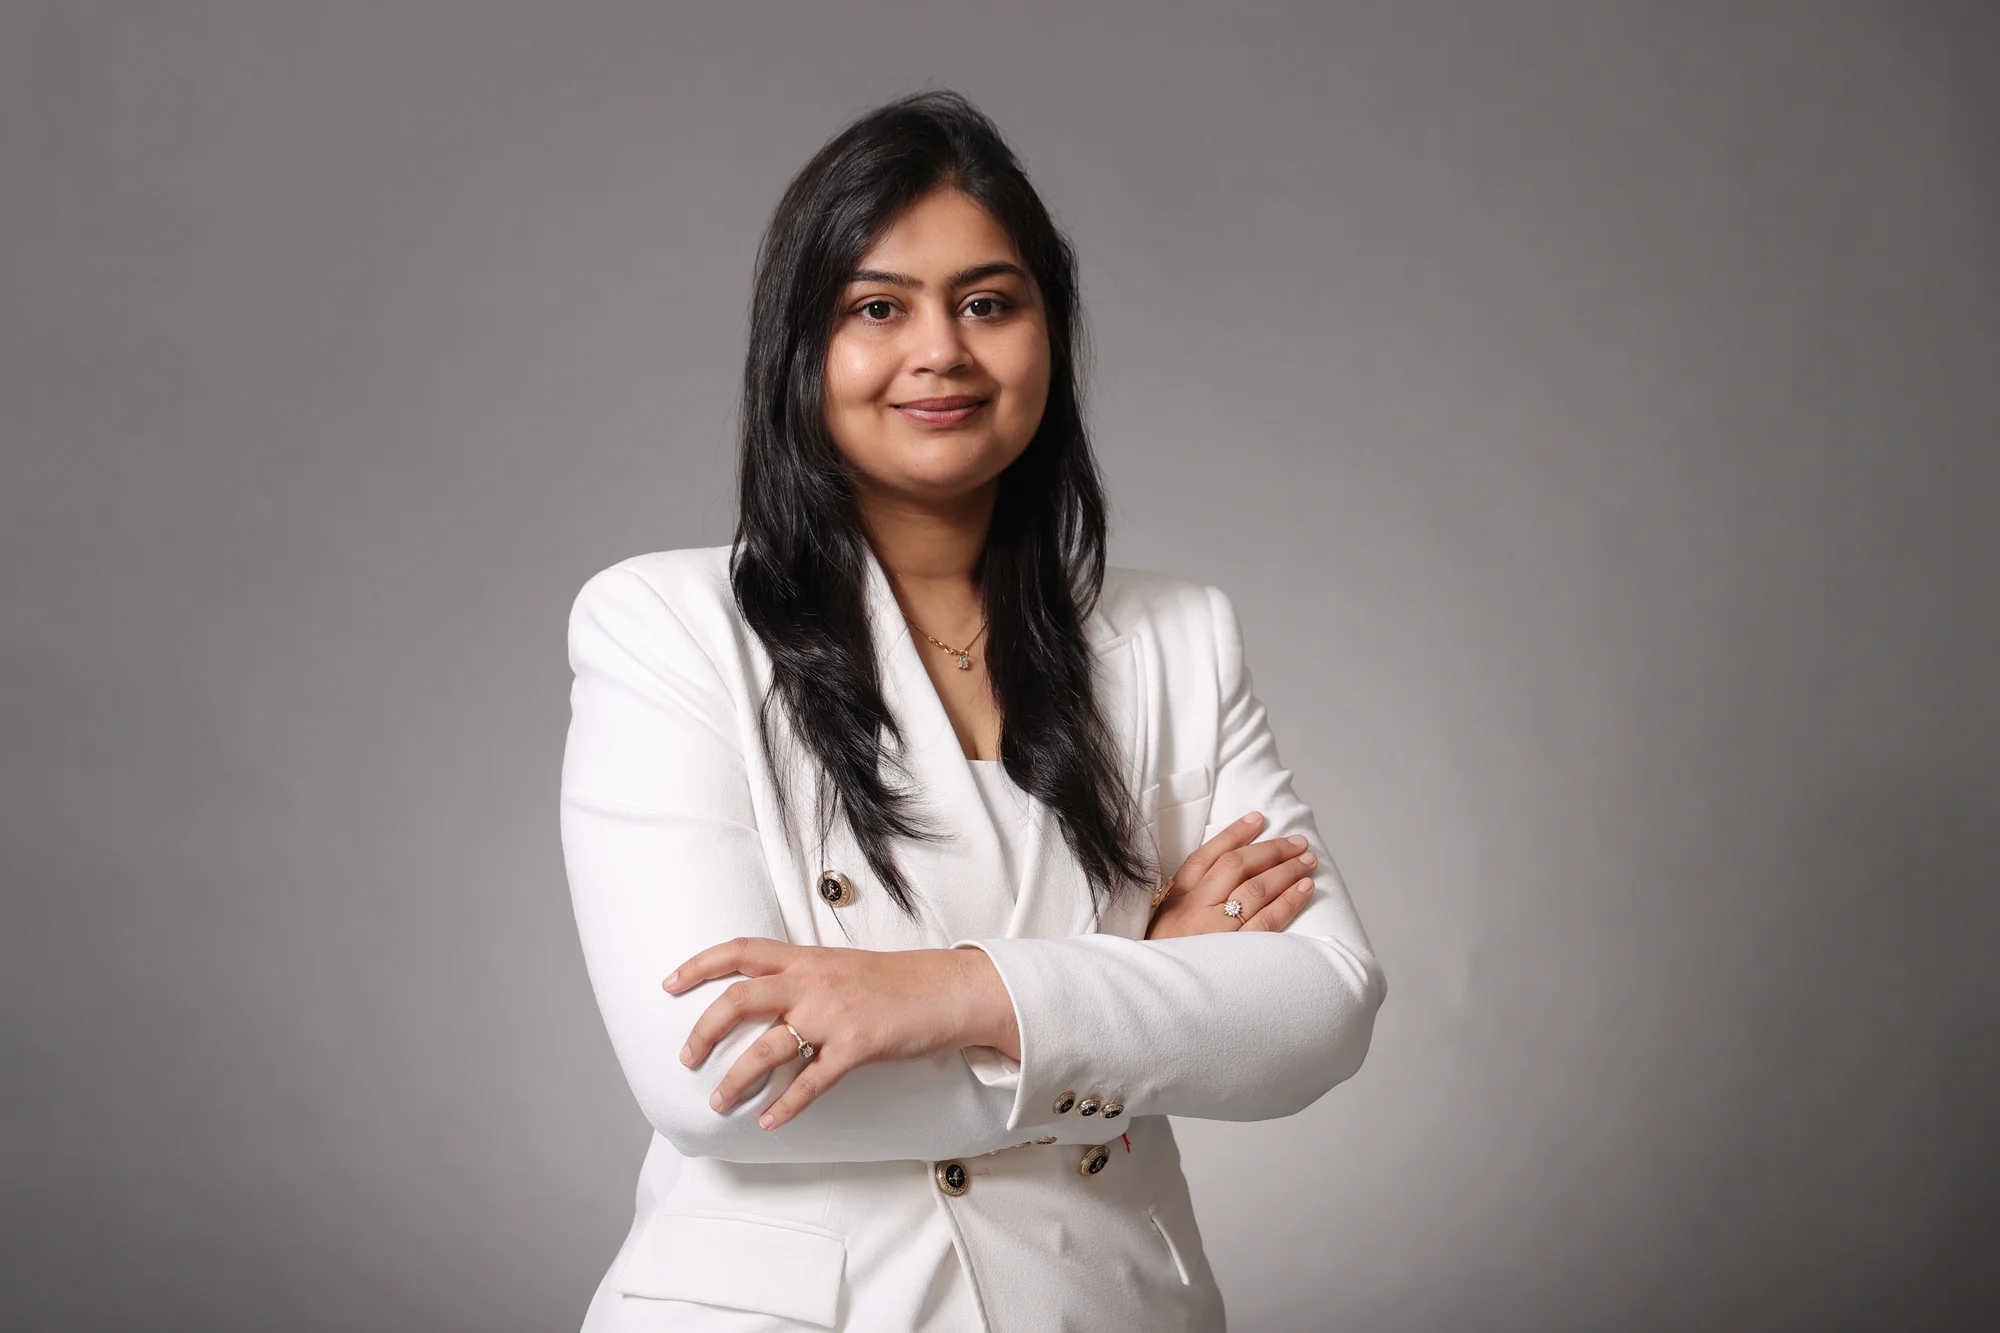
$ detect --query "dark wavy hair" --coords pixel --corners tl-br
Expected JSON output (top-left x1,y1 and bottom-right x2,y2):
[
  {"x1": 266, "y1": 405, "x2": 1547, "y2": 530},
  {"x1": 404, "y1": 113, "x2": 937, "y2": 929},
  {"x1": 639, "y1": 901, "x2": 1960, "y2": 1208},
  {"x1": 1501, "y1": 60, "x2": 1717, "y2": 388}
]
[{"x1": 727, "y1": 87, "x2": 1152, "y2": 921}]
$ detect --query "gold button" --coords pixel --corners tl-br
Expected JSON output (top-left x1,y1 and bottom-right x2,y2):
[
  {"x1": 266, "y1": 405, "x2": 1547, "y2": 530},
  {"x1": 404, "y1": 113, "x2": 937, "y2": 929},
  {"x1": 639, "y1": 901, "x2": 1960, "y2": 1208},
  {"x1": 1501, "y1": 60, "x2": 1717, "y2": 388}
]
[
  {"x1": 1053, "y1": 1090, "x2": 1076, "y2": 1114},
  {"x1": 1078, "y1": 1144, "x2": 1111, "y2": 1176},
  {"x1": 817, "y1": 870, "x2": 855, "y2": 907},
  {"x1": 1078, "y1": 1096, "x2": 1100, "y2": 1116},
  {"x1": 935, "y1": 1160, "x2": 969, "y2": 1196},
  {"x1": 1100, "y1": 1100, "x2": 1124, "y2": 1120},
  {"x1": 1034, "y1": 1135, "x2": 1058, "y2": 1145}
]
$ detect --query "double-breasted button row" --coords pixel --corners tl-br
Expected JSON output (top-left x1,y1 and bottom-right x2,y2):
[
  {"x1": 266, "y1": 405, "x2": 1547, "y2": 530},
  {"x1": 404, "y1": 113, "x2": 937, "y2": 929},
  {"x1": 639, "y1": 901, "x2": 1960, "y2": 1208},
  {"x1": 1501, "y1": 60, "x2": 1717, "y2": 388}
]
[
  {"x1": 817, "y1": 869, "x2": 855, "y2": 907},
  {"x1": 939, "y1": 1144, "x2": 1113, "y2": 1191},
  {"x1": 1052, "y1": 1089, "x2": 1125, "y2": 1120}
]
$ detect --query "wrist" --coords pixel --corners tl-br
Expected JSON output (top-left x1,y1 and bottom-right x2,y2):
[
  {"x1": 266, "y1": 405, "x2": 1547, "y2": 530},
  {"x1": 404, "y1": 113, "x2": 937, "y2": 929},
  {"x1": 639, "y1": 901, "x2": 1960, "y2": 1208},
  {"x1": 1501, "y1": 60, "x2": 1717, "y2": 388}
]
[{"x1": 946, "y1": 945, "x2": 1021, "y2": 1061}]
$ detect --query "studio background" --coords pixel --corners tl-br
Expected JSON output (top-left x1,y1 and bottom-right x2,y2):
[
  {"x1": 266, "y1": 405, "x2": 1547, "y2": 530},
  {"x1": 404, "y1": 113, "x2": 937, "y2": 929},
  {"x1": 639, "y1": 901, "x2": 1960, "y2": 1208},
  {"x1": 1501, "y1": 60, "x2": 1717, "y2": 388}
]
[{"x1": 4, "y1": 3, "x2": 1995, "y2": 1330}]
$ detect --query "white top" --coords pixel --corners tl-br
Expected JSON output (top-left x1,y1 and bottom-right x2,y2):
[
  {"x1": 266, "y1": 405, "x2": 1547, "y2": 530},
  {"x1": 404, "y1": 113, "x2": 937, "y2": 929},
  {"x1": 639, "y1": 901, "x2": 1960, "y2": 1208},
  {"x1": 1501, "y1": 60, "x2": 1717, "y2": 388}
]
[{"x1": 966, "y1": 759, "x2": 1033, "y2": 903}]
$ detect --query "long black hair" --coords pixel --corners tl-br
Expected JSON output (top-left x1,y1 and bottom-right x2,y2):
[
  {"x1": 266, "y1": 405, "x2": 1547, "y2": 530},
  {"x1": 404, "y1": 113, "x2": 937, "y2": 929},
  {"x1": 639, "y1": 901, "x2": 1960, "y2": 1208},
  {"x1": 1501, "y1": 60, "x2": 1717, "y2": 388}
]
[{"x1": 728, "y1": 87, "x2": 1153, "y2": 921}]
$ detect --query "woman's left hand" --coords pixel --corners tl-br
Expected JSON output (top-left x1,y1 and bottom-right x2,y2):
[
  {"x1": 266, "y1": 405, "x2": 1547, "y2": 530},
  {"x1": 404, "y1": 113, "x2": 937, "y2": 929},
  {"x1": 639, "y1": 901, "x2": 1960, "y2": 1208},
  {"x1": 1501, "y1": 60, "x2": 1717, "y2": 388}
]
[{"x1": 663, "y1": 939, "x2": 1021, "y2": 1131}]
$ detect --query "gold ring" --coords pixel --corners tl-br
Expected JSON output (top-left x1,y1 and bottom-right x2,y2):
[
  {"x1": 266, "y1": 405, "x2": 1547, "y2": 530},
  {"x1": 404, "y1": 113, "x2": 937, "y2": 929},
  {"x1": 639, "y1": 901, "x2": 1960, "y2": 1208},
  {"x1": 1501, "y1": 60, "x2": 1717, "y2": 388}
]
[
  {"x1": 782, "y1": 1020, "x2": 814, "y2": 1061},
  {"x1": 1150, "y1": 874, "x2": 1174, "y2": 909},
  {"x1": 1222, "y1": 898, "x2": 1245, "y2": 920}
]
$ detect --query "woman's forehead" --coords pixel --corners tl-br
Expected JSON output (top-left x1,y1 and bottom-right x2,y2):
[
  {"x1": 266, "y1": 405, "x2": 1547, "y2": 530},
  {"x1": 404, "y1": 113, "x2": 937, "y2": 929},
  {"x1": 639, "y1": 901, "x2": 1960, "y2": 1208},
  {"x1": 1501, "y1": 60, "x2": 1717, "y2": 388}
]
[{"x1": 850, "y1": 191, "x2": 1021, "y2": 276}]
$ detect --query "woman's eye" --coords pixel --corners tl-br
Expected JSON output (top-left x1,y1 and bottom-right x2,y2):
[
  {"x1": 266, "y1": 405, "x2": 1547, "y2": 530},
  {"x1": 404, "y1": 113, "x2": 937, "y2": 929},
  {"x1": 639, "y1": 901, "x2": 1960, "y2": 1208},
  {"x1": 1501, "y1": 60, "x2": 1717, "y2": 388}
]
[
  {"x1": 964, "y1": 297, "x2": 1010, "y2": 318},
  {"x1": 858, "y1": 299, "x2": 896, "y2": 321}
]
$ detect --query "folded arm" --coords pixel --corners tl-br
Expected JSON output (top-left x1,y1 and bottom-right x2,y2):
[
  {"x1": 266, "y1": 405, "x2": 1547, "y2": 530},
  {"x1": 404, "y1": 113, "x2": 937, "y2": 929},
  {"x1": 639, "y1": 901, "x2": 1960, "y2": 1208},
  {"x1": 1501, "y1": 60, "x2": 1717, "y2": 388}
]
[
  {"x1": 561, "y1": 565, "x2": 1035, "y2": 1164},
  {"x1": 953, "y1": 583, "x2": 1389, "y2": 1131}
]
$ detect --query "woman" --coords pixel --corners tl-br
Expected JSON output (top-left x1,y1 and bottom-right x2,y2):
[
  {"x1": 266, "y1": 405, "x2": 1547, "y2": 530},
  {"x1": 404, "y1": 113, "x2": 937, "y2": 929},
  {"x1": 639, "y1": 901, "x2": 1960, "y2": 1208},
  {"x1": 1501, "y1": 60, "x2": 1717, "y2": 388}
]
[{"x1": 561, "y1": 88, "x2": 1386, "y2": 1332}]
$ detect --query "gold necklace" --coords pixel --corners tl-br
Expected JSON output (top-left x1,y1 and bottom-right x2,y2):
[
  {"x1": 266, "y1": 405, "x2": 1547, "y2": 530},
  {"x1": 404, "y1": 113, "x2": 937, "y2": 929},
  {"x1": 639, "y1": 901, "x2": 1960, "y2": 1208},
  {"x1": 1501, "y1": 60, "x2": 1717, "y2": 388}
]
[{"x1": 907, "y1": 617, "x2": 988, "y2": 670}]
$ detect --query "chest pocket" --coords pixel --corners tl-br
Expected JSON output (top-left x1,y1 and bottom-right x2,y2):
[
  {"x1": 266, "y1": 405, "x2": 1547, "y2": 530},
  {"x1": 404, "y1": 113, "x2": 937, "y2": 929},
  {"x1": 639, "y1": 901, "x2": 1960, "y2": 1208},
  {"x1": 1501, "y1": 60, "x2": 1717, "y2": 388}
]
[
  {"x1": 613, "y1": 1211, "x2": 846, "y2": 1327},
  {"x1": 1142, "y1": 763, "x2": 1215, "y2": 881}
]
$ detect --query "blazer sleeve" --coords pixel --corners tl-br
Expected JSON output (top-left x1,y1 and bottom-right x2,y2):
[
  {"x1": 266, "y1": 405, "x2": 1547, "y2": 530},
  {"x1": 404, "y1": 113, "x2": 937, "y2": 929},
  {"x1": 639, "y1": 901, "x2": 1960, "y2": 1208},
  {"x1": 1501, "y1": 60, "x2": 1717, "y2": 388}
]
[
  {"x1": 951, "y1": 583, "x2": 1388, "y2": 1131},
  {"x1": 560, "y1": 565, "x2": 1029, "y2": 1164}
]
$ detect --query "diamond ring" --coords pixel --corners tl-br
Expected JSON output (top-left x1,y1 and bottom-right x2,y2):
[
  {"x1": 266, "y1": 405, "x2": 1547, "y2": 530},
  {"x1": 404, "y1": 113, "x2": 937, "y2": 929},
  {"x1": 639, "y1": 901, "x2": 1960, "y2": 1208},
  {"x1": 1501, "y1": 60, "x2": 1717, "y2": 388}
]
[
  {"x1": 782, "y1": 1020, "x2": 814, "y2": 1061},
  {"x1": 1222, "y1": 898, "x2": 1245, "y2": 920}
]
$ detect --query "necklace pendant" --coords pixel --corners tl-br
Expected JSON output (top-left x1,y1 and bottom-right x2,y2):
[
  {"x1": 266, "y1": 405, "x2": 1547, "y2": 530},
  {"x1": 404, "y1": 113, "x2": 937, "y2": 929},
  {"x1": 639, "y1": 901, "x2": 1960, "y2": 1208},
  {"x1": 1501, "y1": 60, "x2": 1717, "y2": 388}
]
[{"x1": 956, "y1": 654, "x2": 973, "y2": 670}]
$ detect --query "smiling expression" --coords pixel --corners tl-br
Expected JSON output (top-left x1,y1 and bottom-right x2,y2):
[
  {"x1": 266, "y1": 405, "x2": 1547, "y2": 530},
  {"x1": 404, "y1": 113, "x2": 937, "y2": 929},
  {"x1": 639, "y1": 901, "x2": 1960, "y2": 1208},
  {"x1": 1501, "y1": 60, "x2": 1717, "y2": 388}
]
[{"x1": 822, "y1": 187, "x2": 1052, "y2": 509}]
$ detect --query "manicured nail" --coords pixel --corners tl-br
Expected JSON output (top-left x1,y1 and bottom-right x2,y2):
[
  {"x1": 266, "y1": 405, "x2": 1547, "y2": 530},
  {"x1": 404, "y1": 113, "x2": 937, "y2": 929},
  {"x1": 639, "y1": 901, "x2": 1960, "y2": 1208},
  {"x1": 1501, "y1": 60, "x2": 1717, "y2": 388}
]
[
  {"x1": 710, "y1": 1091, "x2": 724, "y2": 1110},
  {"x1": 681, "y1": 1043, "x2": 694, "y2": 1065},
  {"x1": 664, "y1": 970, "x2": 679, "y2": 989},
  {"x1": 1296, "y1": 879, "x2": 1315, "y2": 894},
  {"x1": 1288, "y1": 835, "x2": 1307, "y2": 848},
  {"x1": 1299, "y1": 851, "x2": 1317, "y2": 867},
  {"x1": 1240, "y1": 812, "x2": 1261, "y2": 825},
  {"x1": 759, "y1": 1113, "x2": 775, "y2": 1129}
]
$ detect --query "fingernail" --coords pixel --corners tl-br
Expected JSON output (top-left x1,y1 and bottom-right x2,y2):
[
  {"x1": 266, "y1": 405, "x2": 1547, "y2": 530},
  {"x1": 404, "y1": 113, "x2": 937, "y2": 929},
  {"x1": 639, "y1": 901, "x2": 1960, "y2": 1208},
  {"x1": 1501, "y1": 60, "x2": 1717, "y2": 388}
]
[
  {"x1": 664, "y1": 971, "x2": 679, "y2": 989},
  {"x1": 1240, "y1": 812, "x2": 1261, "y2": 825},
  {"x1": 1288, "y1": 835, "x2": 1307, "y2": 848},
  {"x1": 759, "y1": 1113, "x2": 775, "y2": 1129},
  {"x1": 681, "y1": 1043, "x2": 694, "y2": 1065},
  {"x1": 710, "y1": 1091, "x2": 724, "y2": 1110},
  {"x1": 1299, "y1": 851, "x2": 1317, "y2": 867},
  {"x1": 1297, "y1": 879, "x2": 1315, "y2": 894}
]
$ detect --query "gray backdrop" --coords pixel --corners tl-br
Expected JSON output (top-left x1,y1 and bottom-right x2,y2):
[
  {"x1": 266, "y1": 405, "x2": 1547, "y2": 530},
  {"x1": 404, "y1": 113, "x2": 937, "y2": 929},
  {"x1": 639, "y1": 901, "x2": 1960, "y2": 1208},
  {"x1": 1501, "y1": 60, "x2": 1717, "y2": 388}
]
[{"x1": 4, "y1": 3, "x2": 1995, "y2": 1330}]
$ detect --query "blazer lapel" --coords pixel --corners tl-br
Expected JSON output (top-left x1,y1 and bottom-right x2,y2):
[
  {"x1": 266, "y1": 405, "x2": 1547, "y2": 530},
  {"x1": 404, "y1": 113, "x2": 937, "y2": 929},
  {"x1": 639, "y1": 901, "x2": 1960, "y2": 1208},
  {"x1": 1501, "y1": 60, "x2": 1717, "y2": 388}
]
[{"x1": 859, "y1": 543, "x2": 1141, "y2": 947}]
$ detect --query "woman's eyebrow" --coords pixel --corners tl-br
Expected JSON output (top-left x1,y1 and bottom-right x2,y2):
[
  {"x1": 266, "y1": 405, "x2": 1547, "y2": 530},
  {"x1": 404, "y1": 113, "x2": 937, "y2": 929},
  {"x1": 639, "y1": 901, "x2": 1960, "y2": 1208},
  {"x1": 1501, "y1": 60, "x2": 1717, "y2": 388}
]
[{"x1": 846, "y1": 261, "x2": 1028, "y2": 290}]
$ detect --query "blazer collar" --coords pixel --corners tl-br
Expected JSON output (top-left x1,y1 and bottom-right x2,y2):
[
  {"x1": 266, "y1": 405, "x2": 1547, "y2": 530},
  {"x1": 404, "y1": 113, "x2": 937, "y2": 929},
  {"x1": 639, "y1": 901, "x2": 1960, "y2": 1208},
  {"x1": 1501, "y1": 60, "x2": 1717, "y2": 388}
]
[{"x1": 858, "y1": 541, "x2": 1140, "y2": 945}]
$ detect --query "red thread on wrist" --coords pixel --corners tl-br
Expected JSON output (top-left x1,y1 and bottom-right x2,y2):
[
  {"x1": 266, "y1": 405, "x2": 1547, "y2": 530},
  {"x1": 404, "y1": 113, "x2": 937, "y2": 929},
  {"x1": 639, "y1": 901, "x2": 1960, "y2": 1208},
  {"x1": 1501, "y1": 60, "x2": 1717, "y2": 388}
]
[{"x1": 1120, "y1": 1132, "x2": 1132, "y2": 1152}]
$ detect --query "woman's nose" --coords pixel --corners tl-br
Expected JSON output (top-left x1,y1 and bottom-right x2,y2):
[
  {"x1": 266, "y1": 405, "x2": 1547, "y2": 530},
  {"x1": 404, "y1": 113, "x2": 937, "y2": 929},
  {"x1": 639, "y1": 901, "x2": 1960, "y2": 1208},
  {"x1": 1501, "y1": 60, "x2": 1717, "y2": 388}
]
[{"x1": 910, "y1": 302, "x2": 971, "y2": 370}]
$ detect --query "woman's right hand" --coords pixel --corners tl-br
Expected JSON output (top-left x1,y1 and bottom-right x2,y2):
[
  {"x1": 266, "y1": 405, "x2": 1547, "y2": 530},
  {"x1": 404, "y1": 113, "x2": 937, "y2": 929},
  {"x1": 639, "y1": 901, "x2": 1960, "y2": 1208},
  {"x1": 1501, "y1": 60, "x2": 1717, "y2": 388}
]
[{"x1": 1145, "y1": 811, "x2": 1318, "y2": 939}]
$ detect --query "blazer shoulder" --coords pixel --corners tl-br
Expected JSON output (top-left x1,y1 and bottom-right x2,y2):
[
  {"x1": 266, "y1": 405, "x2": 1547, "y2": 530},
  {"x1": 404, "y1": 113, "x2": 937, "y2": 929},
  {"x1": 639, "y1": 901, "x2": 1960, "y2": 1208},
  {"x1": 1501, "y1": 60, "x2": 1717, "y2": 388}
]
[
  {"x1": 569, "y1": 545, "x2": 738, "y2": 629},
  {"x1": 565, "y1": 545, "x2": 741, "y2": 673},
  {"x1": 1098, "y1": 564, "x2": 1221, "y2": 641}
]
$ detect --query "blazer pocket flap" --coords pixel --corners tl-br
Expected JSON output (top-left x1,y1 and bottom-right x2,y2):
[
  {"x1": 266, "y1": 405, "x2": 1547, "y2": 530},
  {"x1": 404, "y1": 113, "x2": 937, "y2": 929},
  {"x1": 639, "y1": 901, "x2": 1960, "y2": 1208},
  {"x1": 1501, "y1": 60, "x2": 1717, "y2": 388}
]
[
  {"x1": 1141, "y1": 763, "x2": 1214, "y2": 817},
  {"x1": 613, "y1": 1212, "x2": 846, "y2": 1328}
]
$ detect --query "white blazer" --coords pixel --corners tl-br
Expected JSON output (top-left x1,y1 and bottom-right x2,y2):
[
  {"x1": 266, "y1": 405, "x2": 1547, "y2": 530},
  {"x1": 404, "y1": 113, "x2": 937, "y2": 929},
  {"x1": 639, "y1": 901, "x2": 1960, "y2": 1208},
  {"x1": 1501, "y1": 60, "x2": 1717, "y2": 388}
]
[{"x1": 560, "y1": 542, "x2": 1387, "y2": 1331}]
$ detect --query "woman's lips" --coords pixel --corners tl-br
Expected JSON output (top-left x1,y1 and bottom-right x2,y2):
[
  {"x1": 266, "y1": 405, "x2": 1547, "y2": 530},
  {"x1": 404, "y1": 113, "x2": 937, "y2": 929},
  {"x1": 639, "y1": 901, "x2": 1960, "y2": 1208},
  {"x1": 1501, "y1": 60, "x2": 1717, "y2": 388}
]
[{"x1": 895, "y1": 396, "x2": 989, "y2": 426}]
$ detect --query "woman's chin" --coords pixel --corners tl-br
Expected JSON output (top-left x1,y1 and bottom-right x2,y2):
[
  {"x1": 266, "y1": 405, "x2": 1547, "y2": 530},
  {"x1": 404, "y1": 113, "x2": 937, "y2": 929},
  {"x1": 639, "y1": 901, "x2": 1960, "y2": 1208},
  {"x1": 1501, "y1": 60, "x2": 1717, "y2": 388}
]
[
  {"x1": 868, "y1": 465, "x2": 1011, "y2": 505},
  {"x1": 880, "y1": 439, "x2": 1023, "y2": 482}
]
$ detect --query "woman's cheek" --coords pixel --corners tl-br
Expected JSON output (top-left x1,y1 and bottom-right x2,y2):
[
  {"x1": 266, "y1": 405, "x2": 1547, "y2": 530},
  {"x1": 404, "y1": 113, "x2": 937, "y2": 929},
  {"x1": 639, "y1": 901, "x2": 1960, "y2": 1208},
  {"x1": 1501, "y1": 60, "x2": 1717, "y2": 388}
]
[{"x1": 826, "y1": 335, "x2": 897, "y2": 398}]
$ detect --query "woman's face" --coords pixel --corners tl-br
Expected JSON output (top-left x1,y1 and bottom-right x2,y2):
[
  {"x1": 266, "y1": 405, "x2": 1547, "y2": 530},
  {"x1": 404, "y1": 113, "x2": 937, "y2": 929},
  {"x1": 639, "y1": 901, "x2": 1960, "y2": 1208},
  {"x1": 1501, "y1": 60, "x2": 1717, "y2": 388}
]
[{"x1": 823, "y1": 187, "x2": 1051, "y2": 512}]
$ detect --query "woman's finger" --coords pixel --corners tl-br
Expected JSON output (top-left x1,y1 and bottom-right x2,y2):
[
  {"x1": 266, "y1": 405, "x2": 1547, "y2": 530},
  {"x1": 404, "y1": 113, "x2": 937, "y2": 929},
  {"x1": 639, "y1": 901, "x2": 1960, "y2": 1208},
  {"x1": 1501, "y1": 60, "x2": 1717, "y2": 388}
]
[
  {"x1": 1171, "y1": 812, "x2": 1264, "y2": 895},
  {"x1": 681, "y1": 975, "x2": 785, "y2": 1067},
  {"x1": 1184, "y1": 834, "x2": 1312, "y2": 906},
  {"x1": 1240, "y1": 874, "x2": 1315, "y2": 933},
  {"x1": 662, "y1": 935, "x2": 789, "y2": 994},
  {"x1": 1148, "y1": 830, "x2": 1312, "y2": 940},
  {"x1": 757, "y1": 1046, "x2": 861, "y2": 1131},
  {"x1": 710, "y1": 1020, "x2": 808, "y2": 1113},
  {"x1": 1221, "y1": 847, "x2": 1317, "y2": 923}
]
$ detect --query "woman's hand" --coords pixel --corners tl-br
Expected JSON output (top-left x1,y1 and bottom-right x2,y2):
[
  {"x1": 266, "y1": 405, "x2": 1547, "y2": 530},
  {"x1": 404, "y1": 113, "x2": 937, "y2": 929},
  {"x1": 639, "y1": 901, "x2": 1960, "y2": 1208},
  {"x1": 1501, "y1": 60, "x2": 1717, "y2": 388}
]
[
  {"x1": 662, "y1": 939, "x2": 1020, "y2": 1132},
  {"x1": 1146, "y1": 810, "x2": 1318, "y2": 939}
]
